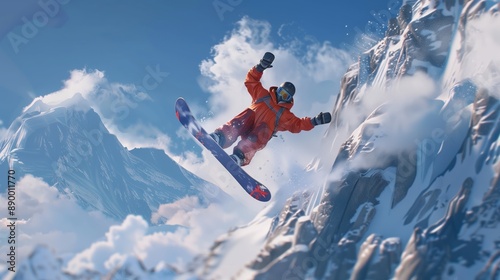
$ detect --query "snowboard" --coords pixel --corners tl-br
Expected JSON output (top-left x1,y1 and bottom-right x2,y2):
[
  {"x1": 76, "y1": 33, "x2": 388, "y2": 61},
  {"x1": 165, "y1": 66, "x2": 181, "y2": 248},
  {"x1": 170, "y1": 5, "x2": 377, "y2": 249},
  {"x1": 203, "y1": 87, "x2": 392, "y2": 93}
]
[{"x1": 175, "y1": 97, "x2": 271, "y2": 202}]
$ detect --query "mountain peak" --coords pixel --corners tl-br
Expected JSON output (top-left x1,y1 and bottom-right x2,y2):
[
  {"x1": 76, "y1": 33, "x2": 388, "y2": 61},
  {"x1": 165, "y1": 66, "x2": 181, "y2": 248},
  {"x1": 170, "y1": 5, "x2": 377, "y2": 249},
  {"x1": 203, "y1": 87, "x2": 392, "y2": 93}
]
[
  {"x1": 22, "y1": 92, "x2": 91, "y2": 115},
  {"x1": 1, "y1": 93, "x2": 220, "y2": 220}
]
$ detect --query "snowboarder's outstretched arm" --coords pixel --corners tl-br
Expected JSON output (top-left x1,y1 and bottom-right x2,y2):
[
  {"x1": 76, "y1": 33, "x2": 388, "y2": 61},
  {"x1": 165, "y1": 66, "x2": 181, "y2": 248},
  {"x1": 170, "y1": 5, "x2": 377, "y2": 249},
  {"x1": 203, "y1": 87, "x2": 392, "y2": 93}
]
[
  {"x1": 278, "y1": 111, "x2": 332, "y2": 133},
  {"x1": 245, "y1": 52, "x2": 274, "y2": 101},
  {"x1": 278, "y1": 111, "x2": 314, "y2": 133}
]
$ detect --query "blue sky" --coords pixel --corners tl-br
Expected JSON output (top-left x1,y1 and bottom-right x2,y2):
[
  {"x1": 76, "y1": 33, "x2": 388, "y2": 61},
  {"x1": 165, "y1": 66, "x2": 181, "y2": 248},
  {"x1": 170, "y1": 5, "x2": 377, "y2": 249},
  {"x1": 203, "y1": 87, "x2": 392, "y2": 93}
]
[
  {"x1": 0, "y1": 1, "x2": 394, "y2": 114},
  {"x1": 0, "y1": 0, "x2": 398, "y2": 168}
]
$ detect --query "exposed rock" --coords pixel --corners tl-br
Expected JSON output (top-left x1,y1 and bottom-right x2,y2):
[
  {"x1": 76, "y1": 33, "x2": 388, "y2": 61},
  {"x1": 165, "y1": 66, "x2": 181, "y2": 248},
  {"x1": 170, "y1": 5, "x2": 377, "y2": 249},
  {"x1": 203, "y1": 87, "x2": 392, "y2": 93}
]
[
  {"x1": 396, "y1": 178, "x2": 473, "y2": 279},
  {"x1": 398, "y1": 4, "x2": 413, "y2": 31},
  {"x1": 386, "y1": 17, "x2": 401, "y2": 37},
  {"x1": 351, "y1": 234, "x2": 402, "y2": 280}
]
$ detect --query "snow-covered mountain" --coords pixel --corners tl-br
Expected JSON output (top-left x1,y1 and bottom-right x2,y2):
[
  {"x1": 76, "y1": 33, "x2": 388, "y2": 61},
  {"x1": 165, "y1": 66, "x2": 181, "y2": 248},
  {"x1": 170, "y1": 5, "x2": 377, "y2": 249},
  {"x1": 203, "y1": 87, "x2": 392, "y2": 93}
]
[
  {"x1": 193, "y1": 0, "x2": 500, "y2": 279},
  {"x1": 3, "y1": 0, "x2": 500, "y2": 279},
  {"x1": 0, "y1": 93, "x2": 227, "y2": 221}
]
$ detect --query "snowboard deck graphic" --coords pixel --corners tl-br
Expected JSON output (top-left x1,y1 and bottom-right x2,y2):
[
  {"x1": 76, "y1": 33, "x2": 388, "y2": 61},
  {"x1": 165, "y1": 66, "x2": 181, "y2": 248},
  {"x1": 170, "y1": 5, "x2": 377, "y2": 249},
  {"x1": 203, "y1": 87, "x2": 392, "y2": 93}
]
[{"x1": 175, "y1": 97, "x2": 271, "y2": 202}]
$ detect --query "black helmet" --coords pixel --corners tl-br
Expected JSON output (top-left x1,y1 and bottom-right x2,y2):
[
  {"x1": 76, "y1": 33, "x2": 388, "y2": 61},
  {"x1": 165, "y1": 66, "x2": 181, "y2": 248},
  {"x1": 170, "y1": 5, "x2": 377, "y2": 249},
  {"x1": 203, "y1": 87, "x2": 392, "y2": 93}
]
[{"x1": 279, "y1": 81, "x2": 295, "y2": 96}]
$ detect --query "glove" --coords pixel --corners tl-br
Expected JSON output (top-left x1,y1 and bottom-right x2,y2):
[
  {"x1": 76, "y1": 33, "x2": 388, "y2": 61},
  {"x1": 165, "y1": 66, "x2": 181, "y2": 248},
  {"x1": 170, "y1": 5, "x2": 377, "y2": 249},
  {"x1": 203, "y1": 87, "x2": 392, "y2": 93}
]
[
  {"x1": 256, "y1": 52, "x2": 275, "y2": 72},
  {"x1": 311, "y1": 112, "x2": 332, "y2": 126}
]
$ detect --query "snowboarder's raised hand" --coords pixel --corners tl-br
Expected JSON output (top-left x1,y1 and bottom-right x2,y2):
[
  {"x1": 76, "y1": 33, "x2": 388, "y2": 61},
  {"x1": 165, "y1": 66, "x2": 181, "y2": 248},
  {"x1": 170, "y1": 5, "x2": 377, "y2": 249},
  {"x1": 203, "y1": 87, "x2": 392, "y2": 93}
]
[
  {"x1": 311, "y1": 112, "x2": 332, "y2": 126},
  {"x1": 256, "y1": 52, "x2": 275, "y2": 72}
]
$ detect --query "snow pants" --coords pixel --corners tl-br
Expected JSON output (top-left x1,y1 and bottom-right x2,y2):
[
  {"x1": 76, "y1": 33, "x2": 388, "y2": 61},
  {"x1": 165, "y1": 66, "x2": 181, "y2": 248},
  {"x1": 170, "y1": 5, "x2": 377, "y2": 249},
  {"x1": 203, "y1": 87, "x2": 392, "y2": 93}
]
[{"x1": 214, "y1": 108, "x2": 272, "y2": 166}]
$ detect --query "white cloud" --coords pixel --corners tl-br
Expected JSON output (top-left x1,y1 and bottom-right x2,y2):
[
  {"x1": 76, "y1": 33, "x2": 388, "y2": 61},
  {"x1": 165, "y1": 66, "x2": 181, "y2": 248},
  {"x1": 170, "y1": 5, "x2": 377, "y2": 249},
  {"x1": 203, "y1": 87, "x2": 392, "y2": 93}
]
[
  {"x1": 22, "y1": 68, "x2": 173, "y2": 156},
  {"x1": 340, "y1": 72, "x2": 439, "y2": 170},
  {"x1": 140, "y1": 196, "x2": 249, "y2": 269},
  {"x1": 67, "y1": 196, "x2": 252, "y2": 274},
  {"x1": 0, "y1": 175, "x2": 114, "y2": 264},
  {"x1": 103, "y1": 121, "x2": 172, "y2": 153},
  {"x1": 37, "y1": 69, "x2": 105, "y2": 106},
  {"x1": 30, "y1": 68, "x2": 152, "y2": 118},
  {"x1": 66, "y1": 215, "x2": 148, "y2": 274},
  {"x1": 461, "y1": 13, "x2": 500, "y2": 97},
  {"x1": 151, "y1": 196, "x2": 201, "y2": 224}
]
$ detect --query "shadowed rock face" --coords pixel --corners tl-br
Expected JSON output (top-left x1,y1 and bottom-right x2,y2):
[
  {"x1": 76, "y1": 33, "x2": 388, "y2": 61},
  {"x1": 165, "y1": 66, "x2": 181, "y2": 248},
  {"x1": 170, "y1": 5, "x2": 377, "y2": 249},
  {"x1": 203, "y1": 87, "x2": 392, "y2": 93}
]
[
  {"x1": 351, "y1": 235, "x2": 402, "y2": 280},
  {"x1": 396, "y1": 178, "x2": 474, "y2": 279}
]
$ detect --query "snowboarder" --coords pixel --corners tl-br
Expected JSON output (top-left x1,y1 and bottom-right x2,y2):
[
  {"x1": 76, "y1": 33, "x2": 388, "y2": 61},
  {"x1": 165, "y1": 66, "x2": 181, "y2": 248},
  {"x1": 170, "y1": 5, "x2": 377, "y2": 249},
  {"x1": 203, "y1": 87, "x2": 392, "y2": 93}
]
[{"x1": 209, "y1": 52, "x2": 332, "y2": 166}]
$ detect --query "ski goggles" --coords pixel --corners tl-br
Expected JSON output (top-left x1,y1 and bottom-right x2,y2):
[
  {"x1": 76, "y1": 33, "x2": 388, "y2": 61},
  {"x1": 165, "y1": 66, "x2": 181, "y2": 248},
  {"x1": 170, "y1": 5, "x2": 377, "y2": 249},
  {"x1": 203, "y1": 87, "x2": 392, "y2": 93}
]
[{"x1": 277, "y1": 87, "x2": 293, "y2": 102}]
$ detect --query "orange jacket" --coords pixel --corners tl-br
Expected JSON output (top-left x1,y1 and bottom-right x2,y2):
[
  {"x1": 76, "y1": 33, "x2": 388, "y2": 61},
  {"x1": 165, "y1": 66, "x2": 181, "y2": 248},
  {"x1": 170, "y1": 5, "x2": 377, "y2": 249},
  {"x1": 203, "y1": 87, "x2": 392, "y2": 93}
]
[{"x1": 245, "y1": 66, "x2": 314, "y2": 136}]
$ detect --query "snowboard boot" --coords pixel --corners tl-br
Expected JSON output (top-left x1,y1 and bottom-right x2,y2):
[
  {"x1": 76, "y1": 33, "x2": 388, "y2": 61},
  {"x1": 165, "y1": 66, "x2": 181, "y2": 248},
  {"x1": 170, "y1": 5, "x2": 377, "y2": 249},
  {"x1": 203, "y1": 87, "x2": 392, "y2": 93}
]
[
  {"x1": 209, "y1": 131, "x2": 224, "y2": 147},
  {"x1": 229, "y1": 150, "x2": 245, "y2": 166},
  {"x1": 229, "y1": 154, "x2": 243, "y2": 166}
]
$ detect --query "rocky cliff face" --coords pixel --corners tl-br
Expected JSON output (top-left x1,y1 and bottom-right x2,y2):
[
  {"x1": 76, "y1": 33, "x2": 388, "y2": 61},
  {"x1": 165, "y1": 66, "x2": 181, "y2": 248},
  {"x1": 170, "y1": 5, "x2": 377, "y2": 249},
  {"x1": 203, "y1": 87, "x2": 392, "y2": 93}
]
[{"x1": 201, "y1": 1, "x2": 500, "y2": 279}]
